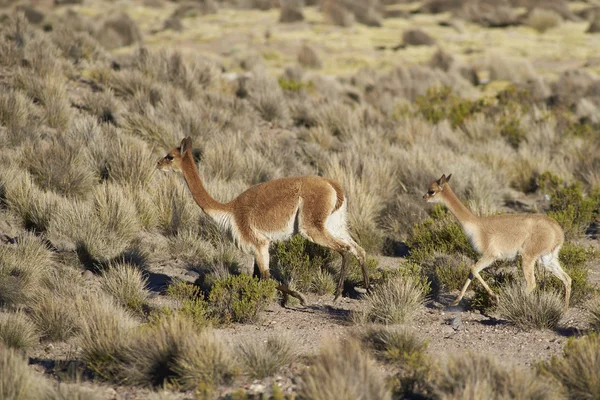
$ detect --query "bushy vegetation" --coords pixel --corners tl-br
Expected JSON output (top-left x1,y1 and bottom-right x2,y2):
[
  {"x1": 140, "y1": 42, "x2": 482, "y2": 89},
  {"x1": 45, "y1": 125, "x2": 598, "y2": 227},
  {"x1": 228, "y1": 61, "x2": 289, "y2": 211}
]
[
  {"x1": 0, "y1": 312, "x2": 39, "y2": 351},
  {"x1": 238, "y1": 334, "x2": 296, "y2": 379},
  {"x1": 353, "y1": 275, "x2": 425, "y2": 325},
  {"x1": 539, "y1": 333, "x2": 600, "y2": 399},
  {"x1": 299, "y1": 338, "x2": 391, "y2": 400},
  {"x1": 497, "y1": 284, "x2": 565, "y2": 330},
  {"x1": 208, "y1": 274, "x2": 276, "y2": 324}
]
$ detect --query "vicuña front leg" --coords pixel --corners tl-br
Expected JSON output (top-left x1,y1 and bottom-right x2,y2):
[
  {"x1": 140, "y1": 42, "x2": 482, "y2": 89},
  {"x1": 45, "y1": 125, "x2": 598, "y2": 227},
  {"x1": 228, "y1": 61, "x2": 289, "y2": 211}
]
[
  {"x1": 255, "y1": 244, "x2": 307, "y2": 307},
  {"x1": 450, "y1": 256, "x2": 496, "y2": 306}
]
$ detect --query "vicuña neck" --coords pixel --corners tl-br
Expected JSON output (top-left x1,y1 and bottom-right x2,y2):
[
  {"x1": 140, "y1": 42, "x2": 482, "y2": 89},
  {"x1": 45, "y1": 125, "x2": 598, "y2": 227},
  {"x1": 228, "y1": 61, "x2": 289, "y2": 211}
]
[
  {"x1": 440, "y1": 185, "x2": 478, "y2": 226},
  {"x1": 180, "y1": 153, "x2": 230, "y2": 214}
]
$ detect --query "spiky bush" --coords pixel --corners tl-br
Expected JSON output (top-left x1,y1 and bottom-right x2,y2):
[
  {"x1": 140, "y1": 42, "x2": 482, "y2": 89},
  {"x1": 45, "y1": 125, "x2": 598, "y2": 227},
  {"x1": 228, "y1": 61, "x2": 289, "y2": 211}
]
[
  {"x1": 299, "y1": 338, "x2": 391, "y2": 400},
  {"x1": 588, "y1": 297, "x2": 600, "y2": 331},
  {"x1": 436, "y1": 352, "x2": 561, "y2": 400},
  {"x1": 0, "y1": 233, "x2": 53, "y2": 307},
  {"x1": 238, "y1": 334, "x2": 296, "y2": 379},
  {"x1": 353, "y1": 276, "x2": 425, "y2": 325},
  {"x1": 76, "y1": 293, "x2": 137, "y2": 380},
  {"x1": 526, "y1": 8, "x2": 562, "y2": 33},
  {"x1": 100, "y1": 262, "x2": 149, "y2": 312},
  {"x1": 29, "y1": 291, "x2": 79, "y2": 342},
  {"x1": 360, "y1": 325, "x2": 433, "y2": 398},
  {"x1": 271, "y1": 234, "x2": 334, "y2": 293},
  {"x1": 208, "y1": 274, "x2": 276, "y2": 324},
  {"x1": 497, "y1": 284, "x2": 564, "y2": 330},
  {"x1": 539, "y1": 333, "x2": 600, "y2": 399},
  {"x1": 0, "y1": 347, "x2": 52, "y2": 399},
  {"x1": 0, "y1": 312, "x2": 39, "y2": 351}
]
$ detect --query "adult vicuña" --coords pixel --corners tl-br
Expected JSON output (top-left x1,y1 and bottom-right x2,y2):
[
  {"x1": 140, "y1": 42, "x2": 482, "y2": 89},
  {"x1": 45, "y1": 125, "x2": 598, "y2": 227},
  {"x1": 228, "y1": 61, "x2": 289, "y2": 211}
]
[
  {"x1": 157, "y1": 136, "x2": 369, "y2": 305},
  {"x1": 423, "y1": 174, "x2": 572, "y2": 309}
]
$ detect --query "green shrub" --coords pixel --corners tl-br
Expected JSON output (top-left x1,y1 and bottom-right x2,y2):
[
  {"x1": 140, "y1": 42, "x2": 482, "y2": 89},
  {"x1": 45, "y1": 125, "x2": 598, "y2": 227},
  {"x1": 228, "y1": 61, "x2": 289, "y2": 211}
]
[
  {"x1": 415, "y1": 86, "x2": 483, "y2": 128},
  {"x1": 0, "y1": 312, "x2": 39, "y2": 351},
  {"x1": 271, "y1": 234, "x2": 334, "y2": 293},
  {"x1": 165, "y1": 281, "x2": 211, "y2": 328},
  {"x1": 406, "y1": 205, "x2": 478, "y2": 264},
  {"x1": 470, "y1": 266, "x2": 518, "y2": 312},
  {"x1": 277, "y1": 77, "x2": 315, "y2": 93},
  {"x1": 539, "y1": 333, "x2": 600, "y2": 399},
  {"x1": 497, "y1": 284, "x2": 565, "y2": 330},
  {"x1": 420, "y1": 254, "x2": 471, "y2": 298},
  {"x1": 238, "y1": 334, "x2": 296, "y2": 379},
  {"x1": 353, "y1": 276, "x2": 425, "y2": 325},
  {"x1": 500, "y1": 116, "x2": 526, "y2": 149},
  {"x1": 540, "y1": 172, "x2": 600, "y2": 239},
  {"x1": 208, "y1": 274, "x2": 276, "y2": 324}
]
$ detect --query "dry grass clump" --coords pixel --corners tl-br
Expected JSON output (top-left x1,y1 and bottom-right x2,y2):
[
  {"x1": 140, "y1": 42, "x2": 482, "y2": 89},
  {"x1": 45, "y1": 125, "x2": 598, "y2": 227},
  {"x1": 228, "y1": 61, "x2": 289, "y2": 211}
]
[
  {"x1": 353, "y1": 276, "x2": 425, "y2": 325},
  {"x1": 525, "y1": 8, "x2": 562, "y2": 33},
  {"x1": 587, "y1": 297, "x2": 600, "y2": 331},
  {"x1": 95, "y1": 12, "x2": 142, "y2": 50},
  {"x1": 29, "y1": 268, "x2": 82, "y2": 341},
  {"x1": 76, "y1": 292, "x2": 138, "y2": 380},
  {"x1": 0, "y1": 233, "x2": 53, "y2": 307},
  {"x1": 360, "y1": 325, "x2": 428, "y2": 365},
  {"x1": 246, "y1": 71, "x2": 289, "y2": 123},
  {"x1": 497, "y1": 284, "x2": 564, "y2": 330},
  {"x1": 539, "y1": 333, "x2": 600, "y2": 399},
  {"x1": 279, "y1": 0, "x2": 304, "y2": 23},
  {"x1": 299, "y1": 338, "x2": 391, "y2": 400},
  {"x1": 436, "y1": 352, "x2": 561, "y2": 400},
  {"x1": 297, "y1": 44, "x2": 322, "y2": 69},
  {"x1": 0, "y1": 312, "x2": 39, "y2": 351},
  {"x1": 152, "y1": 174, "x2": 201, "y2": 235},
  {"x1": 403, "y1": 29, "x2": 436, "y2": 46},
  {"x1": 22, "y1": 135, "x2": 95, "y2": 198},
  {"x1": 0, "y1": 89, "x2": 33, "y2": 138},
  {"x1": 322, "y1": 0, "x2": 355, "y2": 27},
  {"x1": 0, "y1": 347, "x2": 51, "y2": 399},
  {"x1": 124, "y1": 315, "x2": 235, "y2": 391},
  {"x1": 0, "y1": 166, "x2": 60, "y2": 232},
  {"x1": 238, "y1": 334, "x2": 296, "y2": 379},
  {"x1": 100, "y1": 262, "x2": 149, "y2": 312}
]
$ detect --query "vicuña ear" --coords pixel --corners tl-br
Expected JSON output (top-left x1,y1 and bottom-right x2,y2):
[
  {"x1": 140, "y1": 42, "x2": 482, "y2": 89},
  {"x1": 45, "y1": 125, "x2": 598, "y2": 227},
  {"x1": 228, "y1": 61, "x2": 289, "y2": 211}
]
[
  {"x1": 438, "y1": 174, "x2": 446, "y2": 184},
  {"x1": 446, "y1": 173, "x2": 452, "y2": 182},
  {"x1": 180, "y1": 136, "x2": 192, "y2": 155}
]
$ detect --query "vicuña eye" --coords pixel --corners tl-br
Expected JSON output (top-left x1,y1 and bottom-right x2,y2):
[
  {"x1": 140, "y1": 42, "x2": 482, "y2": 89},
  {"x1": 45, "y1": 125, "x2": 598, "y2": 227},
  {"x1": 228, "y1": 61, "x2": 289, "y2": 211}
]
[
  {"x1": 166, "y1": 155, "x2": 174, "y2": 161},
  {"x1": 428, "y1": 190, "x2": 435, "y2": 195}
]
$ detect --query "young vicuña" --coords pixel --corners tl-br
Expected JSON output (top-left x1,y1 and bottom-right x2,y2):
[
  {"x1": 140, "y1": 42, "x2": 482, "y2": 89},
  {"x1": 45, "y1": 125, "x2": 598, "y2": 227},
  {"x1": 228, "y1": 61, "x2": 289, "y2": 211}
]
[
  {"x1": 157, "y1": 137, "x2": 369, "y2": 305},
  {"x1": 423, "y1": 174, "x2": 572, "y2": 309}
]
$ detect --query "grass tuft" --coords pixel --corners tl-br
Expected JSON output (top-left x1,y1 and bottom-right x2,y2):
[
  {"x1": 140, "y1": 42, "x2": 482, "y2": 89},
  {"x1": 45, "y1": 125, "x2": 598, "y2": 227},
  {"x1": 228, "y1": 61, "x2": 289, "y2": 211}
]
[
  {"x1": 100, "y1": 262, "x2": 149, "y2": 312},
  {"x1": 0, "y1": 312, "x2": 39, "y2": 351},
  {"x1": 587, "y1": 297, "x2": 600, "y2": 332},
  {"x1": 299, "y1": 338, "x2": 391, "y2": 400},
  {"x1": 539, "y1": 333, "x2": 600, "y2": 399},
  {"x1": 238, "y1": 334, "x2": 296, "y2": 379},
  {"x1": 0, "y1": 347, "x2": 51, "y2": 399},
  {"x1": 497, "y1": 283, "x2": 564, "y2": 330},
  {"x1": 526, "y1": 8, "x2": 562, "y2": 33},
  {"x1": 353, "y1": 276, "x2": 425, "y2": 325}
]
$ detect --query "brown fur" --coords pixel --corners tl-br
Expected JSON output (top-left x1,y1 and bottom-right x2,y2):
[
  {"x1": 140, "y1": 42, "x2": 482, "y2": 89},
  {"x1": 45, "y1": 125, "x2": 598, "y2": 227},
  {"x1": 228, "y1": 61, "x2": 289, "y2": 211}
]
[
  {"x1": 424, "y1": 174, "x2": 572, "y2": 309},
  {"x1": 157, "y1": 137, "x2": 370, "y2": 305}
]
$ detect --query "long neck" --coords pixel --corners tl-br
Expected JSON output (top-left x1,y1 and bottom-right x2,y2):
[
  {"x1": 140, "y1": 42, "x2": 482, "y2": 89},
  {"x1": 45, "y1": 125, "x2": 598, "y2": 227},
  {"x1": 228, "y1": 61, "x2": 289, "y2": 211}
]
[
  {"x1": 440, "y1": 185, "x2": 478, "y2": 226},
  {"x1": 180, "y1": 153, "x2": 231, "y2": 214}
]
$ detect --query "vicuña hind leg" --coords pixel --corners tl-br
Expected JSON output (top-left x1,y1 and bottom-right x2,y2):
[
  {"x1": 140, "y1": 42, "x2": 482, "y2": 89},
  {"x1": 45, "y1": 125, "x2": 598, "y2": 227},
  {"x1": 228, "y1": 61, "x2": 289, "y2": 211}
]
[
  {"x1": 540, "y1": 252, "x2": 572, "y2": 310},
  {"x1": 302, "y1": 227, "x2": 355, "y2": 301},
  {"x1": 450, "y1": 256, "x2": 496, "y2": 306},
  {"x1": 254, "y1": 244, "x2": 307, "y2": 306}
]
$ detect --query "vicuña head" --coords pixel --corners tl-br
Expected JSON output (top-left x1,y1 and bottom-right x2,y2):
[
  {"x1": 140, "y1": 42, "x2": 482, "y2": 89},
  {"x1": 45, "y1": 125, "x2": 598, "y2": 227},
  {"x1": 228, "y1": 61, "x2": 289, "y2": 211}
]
[
  {"x1": 158, "y1": 137, "x2": 370, "y2": 306},
  {"x1": 423, "y1": 173, "x2": 572, "y2": 310},
  {"x1": 156, "y1": 137, "x2": 190, "y2": 173}
]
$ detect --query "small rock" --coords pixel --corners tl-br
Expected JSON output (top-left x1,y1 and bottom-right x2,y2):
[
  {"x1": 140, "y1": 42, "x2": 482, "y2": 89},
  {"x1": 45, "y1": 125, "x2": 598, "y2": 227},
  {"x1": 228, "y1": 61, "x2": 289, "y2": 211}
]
[
  {"x1": 82, "y1": 270, "x2": 94, "y2": 280},
  {"x1": 249, "y1": 383, "x2": 266, "y2": 393},
  {"x1": 185, "y1": 270, "x2": 200, "y2": 279},
  {"x1": 354, "y1": 287, "x2": 367, "y2": 294},
  {"x1": 44, "y1": 344, "x2": 54, "y2": 352},
  {"x1": 447, "y1": 316, "x2": 463, "y2": 331}
]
